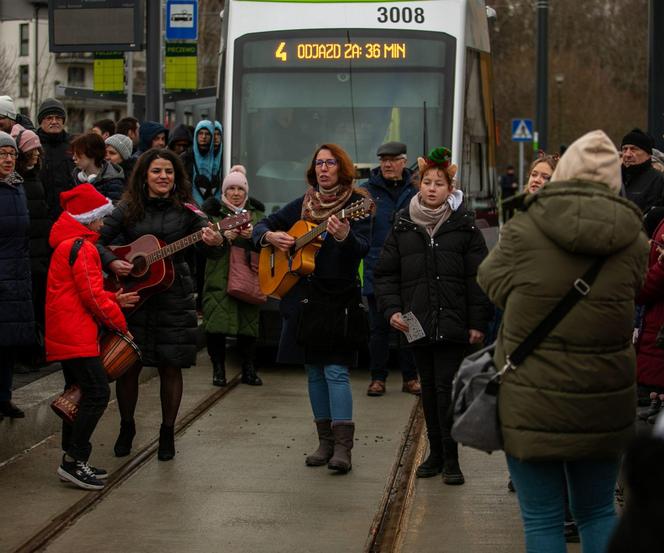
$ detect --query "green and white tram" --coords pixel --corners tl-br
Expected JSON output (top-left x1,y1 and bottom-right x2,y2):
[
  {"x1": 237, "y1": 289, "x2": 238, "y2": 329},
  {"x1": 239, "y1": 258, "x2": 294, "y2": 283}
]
[{"x1": 216, "y1": 0, "x2": 497, "y2": 216}]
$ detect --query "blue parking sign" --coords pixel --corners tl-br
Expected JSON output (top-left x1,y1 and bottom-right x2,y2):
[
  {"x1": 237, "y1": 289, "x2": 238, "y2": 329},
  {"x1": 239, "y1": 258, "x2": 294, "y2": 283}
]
[
  {"x1": 511, "y1": 119, "x2": 534, "y2": 142},
  {"x1": 166, "y1": 0, "x2": 198, "y2": 41}
]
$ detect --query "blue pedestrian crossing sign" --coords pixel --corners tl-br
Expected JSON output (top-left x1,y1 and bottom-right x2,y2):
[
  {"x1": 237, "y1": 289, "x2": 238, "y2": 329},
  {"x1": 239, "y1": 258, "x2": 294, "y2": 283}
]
[{"x1": 511, "y1": 119, "x2": 534, "y2": 142}]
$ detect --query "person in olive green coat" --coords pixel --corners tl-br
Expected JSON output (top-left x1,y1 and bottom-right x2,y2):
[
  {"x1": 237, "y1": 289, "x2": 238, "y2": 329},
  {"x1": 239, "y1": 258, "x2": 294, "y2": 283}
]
[
  {"x1": 477, "y1": 130, "x2": 649, "y2": 553},
  {"x1": 202, "y1": 165, "x2": 265, "y2": 387}
]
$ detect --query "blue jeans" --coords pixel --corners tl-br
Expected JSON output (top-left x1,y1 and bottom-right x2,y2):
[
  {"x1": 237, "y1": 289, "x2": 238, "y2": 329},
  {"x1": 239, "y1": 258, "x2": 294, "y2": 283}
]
[
  {"x1": 506, "y1": 455, "x2": 619, "y2": 553},
  {"x1": 305, "y1": 364, "x2": 352, "y2": 421},
  {"x1": 367, "y1": 295, "x2": 417, "y2": 382}
]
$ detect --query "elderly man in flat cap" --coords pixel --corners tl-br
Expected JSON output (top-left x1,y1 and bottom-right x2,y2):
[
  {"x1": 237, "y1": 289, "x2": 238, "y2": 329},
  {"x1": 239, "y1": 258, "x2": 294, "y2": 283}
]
[{"x1": 361, "y1": 141, "x2": 420, "y2": 397}]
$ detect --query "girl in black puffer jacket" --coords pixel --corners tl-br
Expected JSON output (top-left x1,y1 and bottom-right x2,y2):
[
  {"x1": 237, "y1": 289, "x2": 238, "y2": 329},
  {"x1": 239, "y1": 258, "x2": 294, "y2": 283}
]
[{"x1": 374, "y1": 147, "x2": 492, "y2": 485}]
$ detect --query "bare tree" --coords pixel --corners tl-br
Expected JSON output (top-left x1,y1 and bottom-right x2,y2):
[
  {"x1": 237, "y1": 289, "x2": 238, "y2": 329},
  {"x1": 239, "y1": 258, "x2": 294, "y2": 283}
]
[
  {"x1": 198, "y1": 0, "x2": 224, "y2": 88},
  {"x1": 0, "y1": 45, "x2": 17, "y2": 95},
  {"x1": 490, "y1": 0, "x2": 647, "y2": 170}
]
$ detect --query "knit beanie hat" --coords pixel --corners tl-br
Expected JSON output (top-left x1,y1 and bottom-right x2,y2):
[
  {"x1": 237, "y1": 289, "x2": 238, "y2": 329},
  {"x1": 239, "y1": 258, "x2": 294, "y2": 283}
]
[
  {"x1": 621, "y1": 128, "x2": 653, "y2": 155},
  {"x1": 105, "y1": 134, "x2": 132, "y2": 161},
  {"x1": 37, "y1": 98, "x2": 66, "y2": 124},
  {"x1": 10, "y1": 125, "x2": 41, "y2": 152},
  {"x1": 222, "y1": 165, "x2": 249, "y2": 195},
  {"x1": 60, "y1": 183, "x2": 113, "y2": 224},
  {"x1": 0, "y1": 96, "x2": 17, "y2": 120},
  {"x1": 0, "y1": 130, "x2": 17, "y2": 151}
]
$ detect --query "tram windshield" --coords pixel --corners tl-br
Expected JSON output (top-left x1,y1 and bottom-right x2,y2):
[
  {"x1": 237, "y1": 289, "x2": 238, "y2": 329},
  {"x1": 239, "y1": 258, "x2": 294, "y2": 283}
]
[{"x1": 231, "y1": 29, "x2": 456, "y2": 211}]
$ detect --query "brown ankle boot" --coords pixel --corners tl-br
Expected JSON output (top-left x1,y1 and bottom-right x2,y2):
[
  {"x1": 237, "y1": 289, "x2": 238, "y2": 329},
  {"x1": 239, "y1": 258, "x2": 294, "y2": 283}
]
[
  {"x1": 328, "y1": 422, "x2": 355, "y2": 474},
  {"x1": 305, "y1": 419, "x2": 334, "y2": 466}
]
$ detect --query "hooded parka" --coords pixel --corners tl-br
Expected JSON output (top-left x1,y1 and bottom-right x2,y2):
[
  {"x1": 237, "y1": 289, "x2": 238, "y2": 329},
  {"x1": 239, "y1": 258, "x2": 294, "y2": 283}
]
[
  {"x1": 478, "y1": 130, "x2": 649, "y2": 461},
  {"x1": 202, "y1": 197, "x2": 264, "y2": 337},
  {"x1": 46, "y1": 212, "x2": 127, "y2": 361},
  {"x1": 374, "y1": 205, "x2": 492, "y2": 346}
]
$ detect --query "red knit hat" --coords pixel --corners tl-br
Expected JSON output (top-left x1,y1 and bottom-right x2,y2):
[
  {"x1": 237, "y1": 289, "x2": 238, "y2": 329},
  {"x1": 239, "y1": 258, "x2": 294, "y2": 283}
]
[{"x1": 60, "y1": 184, "x2": 114, "y2": 224}]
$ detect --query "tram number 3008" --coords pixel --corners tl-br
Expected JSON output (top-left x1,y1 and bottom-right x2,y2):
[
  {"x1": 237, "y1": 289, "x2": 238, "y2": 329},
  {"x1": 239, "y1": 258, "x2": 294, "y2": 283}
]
[{"x1": 377, "y1": 6, "x2": 425, "y2": 24}]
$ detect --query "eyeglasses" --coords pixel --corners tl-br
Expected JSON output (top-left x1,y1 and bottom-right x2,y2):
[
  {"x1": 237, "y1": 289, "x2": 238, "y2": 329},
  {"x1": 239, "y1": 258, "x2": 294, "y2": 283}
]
[
  {"x1": 0, "y1": 152, "x2": 17, "y2": 160},
  {"x1": 315, "y1": 159, "x2": 338, "y2": 168}
]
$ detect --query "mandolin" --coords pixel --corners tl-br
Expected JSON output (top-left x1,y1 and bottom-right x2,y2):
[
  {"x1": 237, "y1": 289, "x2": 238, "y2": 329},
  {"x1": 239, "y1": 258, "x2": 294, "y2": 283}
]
[
  {"x1": 106, "y1": 211, "x2": 251, "y2": 313},
  {"x1": 258, "y1": 197, "x2": 374, "y2": 299}
]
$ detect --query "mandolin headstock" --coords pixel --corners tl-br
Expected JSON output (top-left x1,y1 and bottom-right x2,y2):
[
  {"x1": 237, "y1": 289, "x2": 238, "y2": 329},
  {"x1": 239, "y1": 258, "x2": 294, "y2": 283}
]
[{"x1": 215, "y1": 211, "x2": 252, "y2": 231}]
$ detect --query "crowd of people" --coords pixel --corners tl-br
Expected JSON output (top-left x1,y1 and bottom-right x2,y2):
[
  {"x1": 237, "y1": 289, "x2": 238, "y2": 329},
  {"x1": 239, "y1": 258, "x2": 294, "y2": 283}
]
[{"x1": 1, "y1": 92, "x2": 664, "y2": 551}]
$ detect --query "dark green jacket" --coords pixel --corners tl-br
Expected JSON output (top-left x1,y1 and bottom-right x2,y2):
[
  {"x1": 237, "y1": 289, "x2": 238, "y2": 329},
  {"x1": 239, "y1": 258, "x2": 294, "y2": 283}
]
[
  {"x1": 478, "y1": 180, "x2": 648, "y2": 461},
  {"x1": 202, "y1": 199, "x2": 264, "y2": 337}
]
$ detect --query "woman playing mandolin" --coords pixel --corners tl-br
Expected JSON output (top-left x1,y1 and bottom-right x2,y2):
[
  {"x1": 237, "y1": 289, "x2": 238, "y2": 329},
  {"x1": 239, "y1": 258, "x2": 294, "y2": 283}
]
[
  {"x1": 253, "y1": 143, "x2": 372, "y2": 474},
  {"x1": 97, "y1": 148, "x2": 224, "y2": 462}
]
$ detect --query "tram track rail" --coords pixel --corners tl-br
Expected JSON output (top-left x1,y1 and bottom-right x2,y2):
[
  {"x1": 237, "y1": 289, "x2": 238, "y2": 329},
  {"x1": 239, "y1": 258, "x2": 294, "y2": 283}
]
[
  {"x1": 365, "y1": 399, "x2": 426, "y2": 553},
  {"x1": 12, "y1": 373, "x2": 243, "y2": 553}
]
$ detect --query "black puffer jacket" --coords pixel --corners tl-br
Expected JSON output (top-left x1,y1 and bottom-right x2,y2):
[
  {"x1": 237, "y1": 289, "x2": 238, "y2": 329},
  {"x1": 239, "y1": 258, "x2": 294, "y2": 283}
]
[
  {"x1": 97, "y1": 198, "x2": 217, "y2": 368},
  {"x1": 622, "y1": 160, "x2": 664, "y2": 213},
  {"x1": 0, "y1": 172, "x2": 35, "y2": 346},
  {"x1": 37, "y1": 129, "x2": 75, "y2": 220},
  {"x1": 374, "y1": 206, "x2": 492, "y2": 346},
  {"x1": 21, "y1": 168, "x2": 52, "y2": 325}
]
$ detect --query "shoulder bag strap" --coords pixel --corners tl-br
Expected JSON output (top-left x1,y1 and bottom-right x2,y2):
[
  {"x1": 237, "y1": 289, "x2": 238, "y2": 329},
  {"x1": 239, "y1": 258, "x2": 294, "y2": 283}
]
[
  {"x1": 504, "y1": 256, "x2": 606, "y2": 371},
  {"x1": 68, "y1": 238, "x2": 85, "y2": 266}
]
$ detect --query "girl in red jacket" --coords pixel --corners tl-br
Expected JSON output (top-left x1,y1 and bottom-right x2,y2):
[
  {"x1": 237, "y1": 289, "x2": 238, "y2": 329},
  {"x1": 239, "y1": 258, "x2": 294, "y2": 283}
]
[{"x1": 46, "y1": 184, "x2": 137, "y2": 490}]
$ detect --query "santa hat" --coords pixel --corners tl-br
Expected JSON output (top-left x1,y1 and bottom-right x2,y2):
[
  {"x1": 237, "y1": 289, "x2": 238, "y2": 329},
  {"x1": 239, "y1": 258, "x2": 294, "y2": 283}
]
[
  {"x1": 222, "y1": 164, "x2": 249, "y2": 195},
  {"x1": 60, "y1": 184, "x2": 114, "y2": 224}
]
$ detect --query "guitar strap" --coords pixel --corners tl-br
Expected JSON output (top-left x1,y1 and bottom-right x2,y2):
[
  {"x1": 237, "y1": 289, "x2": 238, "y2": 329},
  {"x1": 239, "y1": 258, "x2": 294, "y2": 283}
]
[
  {"x1": 184, "y1": 202, "x2": 208, "y2": 219},
  {"x1": 68, "y1": 238, "x2": 85, "y2": 267}
]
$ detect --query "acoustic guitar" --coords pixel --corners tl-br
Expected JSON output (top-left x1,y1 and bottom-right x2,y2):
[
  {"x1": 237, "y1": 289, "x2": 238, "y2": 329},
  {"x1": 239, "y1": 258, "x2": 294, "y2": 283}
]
[
  {"x1": 258, "y1": 197, "x2": 374, "y2": 299},
  {"x1": 106, "y1": 211, "x2": 251, "y2": 312}
]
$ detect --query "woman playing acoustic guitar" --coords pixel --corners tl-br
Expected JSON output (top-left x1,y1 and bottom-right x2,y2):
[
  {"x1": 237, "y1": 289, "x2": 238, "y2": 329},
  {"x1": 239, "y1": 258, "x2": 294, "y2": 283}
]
[
  {"x1": 253, "y1": 144, "x2": 372, "y2": 474},
  {"x1": 97, "y1": 148, "x2": 224, "y2": 461}
]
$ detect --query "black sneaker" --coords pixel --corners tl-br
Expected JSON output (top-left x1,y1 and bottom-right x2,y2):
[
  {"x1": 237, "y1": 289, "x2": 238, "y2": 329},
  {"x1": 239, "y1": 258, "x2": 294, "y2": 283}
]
[
  {"x1": 57, "y1": 456, "x2": 105, "y2": 490},
  {"x1": 58, "y1": 464, "x2": 107, "y2": 481}
]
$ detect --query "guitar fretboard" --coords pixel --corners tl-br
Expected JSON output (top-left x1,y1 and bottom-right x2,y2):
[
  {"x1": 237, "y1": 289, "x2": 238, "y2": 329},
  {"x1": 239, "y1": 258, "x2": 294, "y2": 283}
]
[
  {"x1": 293, "y1": 206, "x2": 359, "y2": 250},
  {"x1": 146, "y1": 228, "x2": 209, "y2": 265}
]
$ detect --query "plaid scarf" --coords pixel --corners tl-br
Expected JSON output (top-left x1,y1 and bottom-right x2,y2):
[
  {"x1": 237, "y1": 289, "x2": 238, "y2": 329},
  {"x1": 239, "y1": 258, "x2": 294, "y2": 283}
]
[{"x1": 301, "y1": 185, "x2": 353, "y2": 223}]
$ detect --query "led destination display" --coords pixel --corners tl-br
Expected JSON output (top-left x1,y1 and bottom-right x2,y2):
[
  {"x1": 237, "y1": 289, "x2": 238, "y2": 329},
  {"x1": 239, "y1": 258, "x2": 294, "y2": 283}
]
[
  {"x1": 240, "y1": 31, "x2": 449, "y2": 69},
  {"x1": 275, "y1": 41, "x2": 407, "y2": 62}
]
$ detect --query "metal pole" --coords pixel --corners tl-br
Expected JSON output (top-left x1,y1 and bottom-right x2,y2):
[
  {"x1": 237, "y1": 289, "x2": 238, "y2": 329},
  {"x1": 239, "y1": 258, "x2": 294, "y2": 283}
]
[
  {"x1": 33, "y1": 5, "x2": 40, "y2": 119},
  {"x1": 536, "y1": 0, "x2": 549, "y2": 152},
  {"x1": 649, "y1": 0, "x2": 664, "y2": 151},
  {"x1": 146, "y1": 0, "x2": 162, "y2": 122},
  {"x1": 126, "y1": 52, "x2": 134, "y2": 117},
  {"x1": 519, "y1": 142, "x2": 524, "y2": 191}
]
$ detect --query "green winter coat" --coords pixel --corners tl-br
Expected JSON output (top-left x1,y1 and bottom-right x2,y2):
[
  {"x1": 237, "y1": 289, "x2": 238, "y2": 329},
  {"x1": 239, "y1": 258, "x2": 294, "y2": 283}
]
[
  {"x1": 202, "y1": 199, "x2": 264, "y2": 337},
  {"x1": 478, "y1": 179, "x2": 648, "y2": 461}
]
